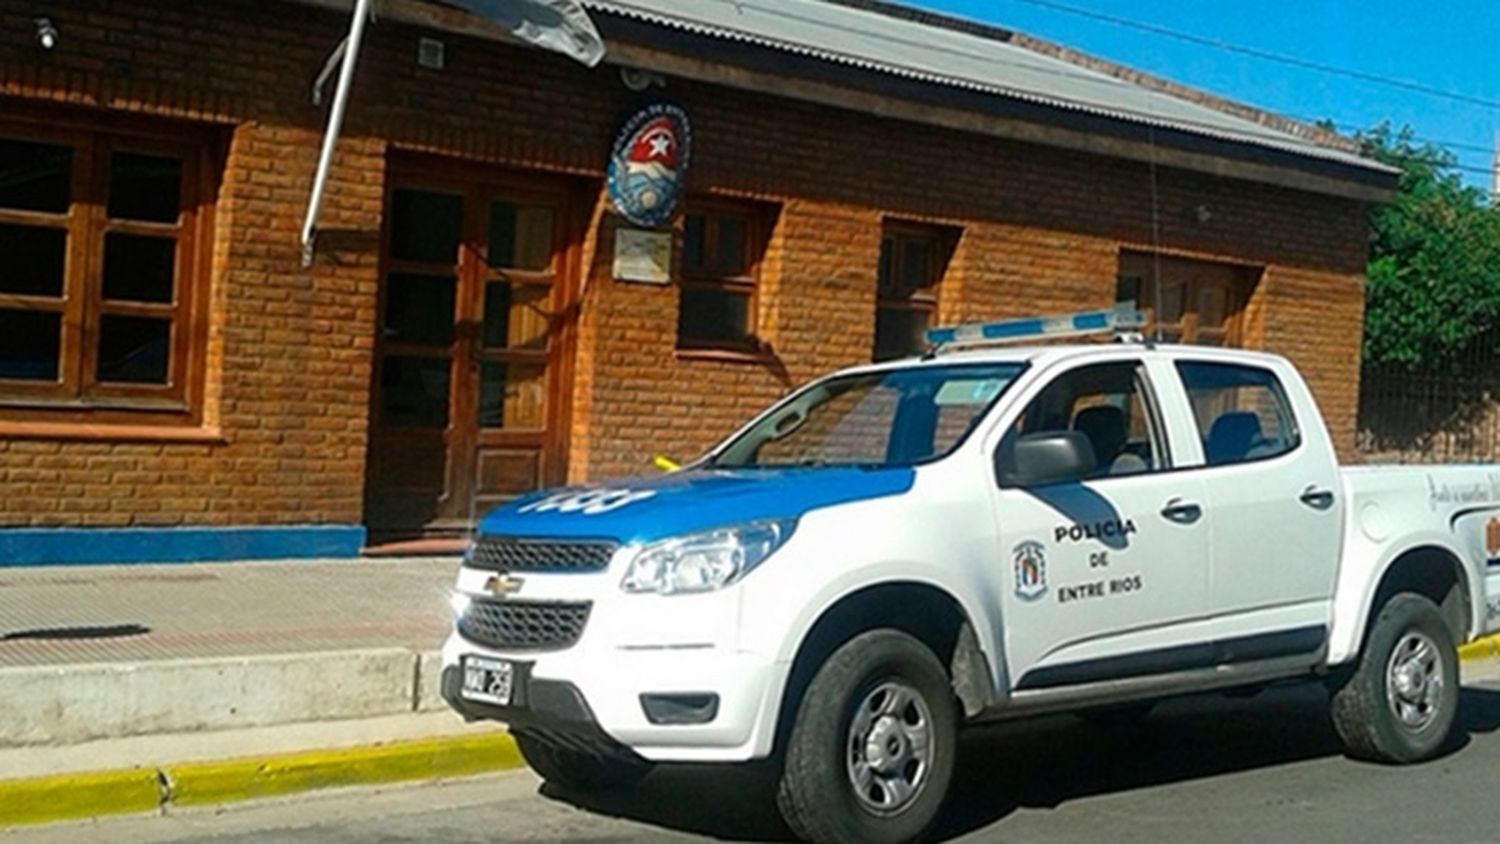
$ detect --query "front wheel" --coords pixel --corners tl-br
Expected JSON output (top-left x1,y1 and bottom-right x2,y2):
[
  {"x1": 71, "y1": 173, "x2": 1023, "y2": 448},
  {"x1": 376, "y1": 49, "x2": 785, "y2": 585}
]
[
  {"x1": 777, "y1": 629, "x2": 958, "y2": 844},
  {"x1": 1329, "y1": 593, "x2": 1460, "y2": 763}
]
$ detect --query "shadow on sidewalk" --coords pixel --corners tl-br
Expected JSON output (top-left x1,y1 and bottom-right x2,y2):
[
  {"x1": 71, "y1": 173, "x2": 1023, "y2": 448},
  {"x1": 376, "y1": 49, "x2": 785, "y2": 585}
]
[{"x1": 538, "y1": 682, "x2": 1500, "y2": 842}]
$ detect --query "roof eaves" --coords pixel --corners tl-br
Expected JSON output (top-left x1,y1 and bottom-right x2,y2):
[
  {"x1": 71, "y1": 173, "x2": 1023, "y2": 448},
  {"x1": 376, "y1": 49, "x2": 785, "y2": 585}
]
[{"x1": 582, "y1": 0, "x2": 1397, "y2": 177}]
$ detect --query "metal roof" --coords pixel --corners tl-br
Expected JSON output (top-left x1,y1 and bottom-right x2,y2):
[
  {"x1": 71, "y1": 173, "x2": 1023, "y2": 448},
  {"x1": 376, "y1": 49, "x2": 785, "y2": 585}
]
[{"x1": 582, "y1": 0, "x2": 1394, "y2": 175}]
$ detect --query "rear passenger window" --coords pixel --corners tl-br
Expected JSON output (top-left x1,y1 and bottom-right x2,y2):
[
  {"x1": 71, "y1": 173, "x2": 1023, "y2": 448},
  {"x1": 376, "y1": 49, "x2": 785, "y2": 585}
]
[{"x1": 1176, "y1": 362, "x2": 1300, "y2": 466}]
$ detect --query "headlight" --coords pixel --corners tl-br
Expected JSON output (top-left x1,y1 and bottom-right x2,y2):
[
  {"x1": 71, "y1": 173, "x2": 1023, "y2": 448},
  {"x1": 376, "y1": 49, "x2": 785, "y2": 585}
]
[{"x1": 621, "y1": 519, "x2": 797, "y2": 595}]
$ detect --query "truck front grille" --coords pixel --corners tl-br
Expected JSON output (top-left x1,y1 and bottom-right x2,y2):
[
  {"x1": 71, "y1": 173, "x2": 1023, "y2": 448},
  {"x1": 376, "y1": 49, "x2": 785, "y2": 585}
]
[
  {"x1": 470, "y1": 537, "x2": 618, "y2": 572},
  {"x1": 458, "y1": 598, "x2": 591, "y2": 651}
]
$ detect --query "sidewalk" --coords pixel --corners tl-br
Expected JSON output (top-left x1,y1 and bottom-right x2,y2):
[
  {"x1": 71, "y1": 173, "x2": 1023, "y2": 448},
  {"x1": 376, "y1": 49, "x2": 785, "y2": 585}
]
[
  {"x1": 0, "y1": 557, "x2": 465, "y2": 749},
  {"x1": 0, "y1": 557, "x2": 457, "y2": 667}
]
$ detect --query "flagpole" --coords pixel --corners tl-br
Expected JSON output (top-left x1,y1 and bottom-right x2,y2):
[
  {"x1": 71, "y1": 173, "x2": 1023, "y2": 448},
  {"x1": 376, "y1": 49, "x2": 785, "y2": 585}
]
[{"x1": 301, "y1": 0, "x2": 373, "y2": 268}]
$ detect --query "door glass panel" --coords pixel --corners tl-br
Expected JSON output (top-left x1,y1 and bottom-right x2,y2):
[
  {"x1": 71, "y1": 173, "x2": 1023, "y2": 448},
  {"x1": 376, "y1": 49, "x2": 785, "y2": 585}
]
[
  {"x1": 0, "y1": 309, "x2": 60, "y2": 381},
  {"x1": 0, "y1": 224, "x2": 66, "y2": 297},
  {"x1": 479, "y1": 361, "x2": 546, "y2": 429},
  {"x1": 384, "y1": 273, "x2": 456, "y2": 346},
  {"x1": 380, "y1": 356, "x2": 451, "y2": 428},
  {"x1": 488, "y1": 202, "x2": 553, "y2": 271},
  {"x1": 390, "y1": 189, "x2": 462, "y2": 264},
  {"x1": 103, "y1": 233, "x2": 176, "y2": 303},
  {"x1": 0, "y1": 140, "x2": 72, "y2": 213},
  {"x1": 97, "y1": 315, "x2": 171, "y2": 384},
  {"x1": 108, "y1": 152, "x2": 182, "y2": 223},
  {"x1": 483, "y1": 282, "x2": 549, "y2": 350}
]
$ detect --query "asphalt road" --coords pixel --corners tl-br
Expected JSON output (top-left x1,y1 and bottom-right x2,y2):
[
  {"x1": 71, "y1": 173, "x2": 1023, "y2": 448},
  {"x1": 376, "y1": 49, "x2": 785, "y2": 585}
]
[{"x1": 13, "y1": 680, "x2": 1500, "y2": 844}]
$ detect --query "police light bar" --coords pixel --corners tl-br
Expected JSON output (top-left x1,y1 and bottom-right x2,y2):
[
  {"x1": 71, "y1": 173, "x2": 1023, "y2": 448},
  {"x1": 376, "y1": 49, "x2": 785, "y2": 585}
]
[{"x1": 926, "y1": 304, "x2": 1147, "y2": 350}]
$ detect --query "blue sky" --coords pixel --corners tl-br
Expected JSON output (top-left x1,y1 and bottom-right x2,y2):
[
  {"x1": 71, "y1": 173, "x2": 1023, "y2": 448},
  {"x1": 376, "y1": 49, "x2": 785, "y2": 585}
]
[{"x1": 913, "y1": 0, "x2": 1500, "y2": 187}]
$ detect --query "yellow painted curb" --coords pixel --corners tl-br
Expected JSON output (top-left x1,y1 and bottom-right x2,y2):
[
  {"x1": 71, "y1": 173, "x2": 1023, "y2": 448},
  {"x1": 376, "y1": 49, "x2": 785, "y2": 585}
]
[
  {"x1": 0, "y1": 731, "x2": 522, "y2": 828},
  {"x1": 166, "y1": 732, "x2": 522, "y2": 807},
  {"x1": 1460, "y1": 633, "x2": 1500, "y2": 662},
  {"x1": 0, "y1": 768, "x2": 161, "y2": 827}
]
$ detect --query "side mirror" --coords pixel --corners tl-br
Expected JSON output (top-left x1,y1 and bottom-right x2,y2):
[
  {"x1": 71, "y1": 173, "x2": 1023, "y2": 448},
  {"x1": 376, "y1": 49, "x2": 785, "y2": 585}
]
[{"x1": 997, "y1": 431, "x2": 1097, "y2": 488}]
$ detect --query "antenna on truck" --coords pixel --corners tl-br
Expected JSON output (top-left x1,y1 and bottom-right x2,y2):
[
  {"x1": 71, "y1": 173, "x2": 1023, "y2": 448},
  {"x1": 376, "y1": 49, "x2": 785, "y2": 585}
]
[{"x1": 924, "y1": 303, "x2": 1148, "y2": 357}]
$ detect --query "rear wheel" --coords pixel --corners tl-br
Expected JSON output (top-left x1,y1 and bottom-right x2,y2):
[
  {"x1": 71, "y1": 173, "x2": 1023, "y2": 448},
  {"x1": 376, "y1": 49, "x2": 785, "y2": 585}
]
[
  {"x1": 514, "y1": 732, "x2": 651, "y2": 792},
  {"x1": 1329, "y1": 593, "x2": 1459, "y2": 763},
  {"x1": 777, "y1": 629, "x2": 957, "y2": 844}
]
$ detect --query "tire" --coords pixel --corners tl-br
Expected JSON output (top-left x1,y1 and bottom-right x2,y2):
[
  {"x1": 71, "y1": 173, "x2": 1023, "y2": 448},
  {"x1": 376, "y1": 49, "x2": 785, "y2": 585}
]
[
  {"x1": 514, "y1": 732, "x2": 651, "y2": 792},
  {"x1": 777, "y1": 629, "x2": 958, "y2": 844},
  {"x1": 1077, "y1": 700, "x2": 1156, "y2": 727},
  {"x1": 1329, "y1": 593, "x2": 1460, "y2": 764}
]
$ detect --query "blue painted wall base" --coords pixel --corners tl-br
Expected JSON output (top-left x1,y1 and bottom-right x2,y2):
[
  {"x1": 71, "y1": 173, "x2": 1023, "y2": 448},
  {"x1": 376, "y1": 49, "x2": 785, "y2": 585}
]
[{"x1": 0, "y1": 525, "x2": 368, "y2": 566}]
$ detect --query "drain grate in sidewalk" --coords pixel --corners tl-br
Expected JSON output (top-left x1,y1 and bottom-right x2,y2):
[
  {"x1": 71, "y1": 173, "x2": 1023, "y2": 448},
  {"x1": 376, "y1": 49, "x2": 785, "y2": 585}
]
[{"x1": 2, "y1": 624, "x2": 151, "y2": 641}]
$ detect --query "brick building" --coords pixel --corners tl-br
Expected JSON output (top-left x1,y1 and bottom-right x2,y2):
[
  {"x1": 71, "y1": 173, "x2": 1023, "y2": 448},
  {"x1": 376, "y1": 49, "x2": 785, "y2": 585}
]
[{"x1": 0, "y1": 0, "x2": 1396, "y2": 561}]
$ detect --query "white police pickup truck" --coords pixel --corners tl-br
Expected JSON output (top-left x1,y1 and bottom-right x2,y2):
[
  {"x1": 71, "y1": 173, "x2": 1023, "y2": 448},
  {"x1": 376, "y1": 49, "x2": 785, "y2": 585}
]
[{"x1": 441, "y1": 307, "x2": 1500, "y2": 844}]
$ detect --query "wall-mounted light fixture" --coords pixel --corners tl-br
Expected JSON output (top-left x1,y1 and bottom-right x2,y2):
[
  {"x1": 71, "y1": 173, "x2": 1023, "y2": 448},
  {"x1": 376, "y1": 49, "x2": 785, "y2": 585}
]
[
  {"x1": 34, "y1": 17, "x2": 59, "y2": 50},
  {"x1": 620, "y1": 67, "x2": 665, "y2": 92}
]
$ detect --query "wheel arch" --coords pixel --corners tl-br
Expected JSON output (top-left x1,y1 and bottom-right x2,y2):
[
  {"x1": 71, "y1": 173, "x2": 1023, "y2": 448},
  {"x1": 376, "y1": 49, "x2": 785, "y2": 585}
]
[
  {"x1": 770, "y1": 580, "x2": 991, "y2": 756},
  {"x1": 1358, "y1": 542, "x2": 1473, "y2": 654}
]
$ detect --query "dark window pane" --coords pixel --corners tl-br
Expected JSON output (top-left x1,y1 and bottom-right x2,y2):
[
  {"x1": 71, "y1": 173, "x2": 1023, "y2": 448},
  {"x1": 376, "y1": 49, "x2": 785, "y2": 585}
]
[
  {"x1": 682, "y1": 214, "x2": 706, "y2": 271},
  {"x1": 488, "y1": 202, "x2": 552, "y2": 270},
  {"x1": 0, "y1": 140, "x2": 72, "y2": 213},
  {"x1": 97, "y1": 315, "x2": 171, "y2": 384},
  {"x1": 899, "y1": 239, "x2": 932, "y2": 292},
  {"x1": 108, "y1": 152, "x2": 182, "y2": 223},
  {"x1": 103, "y1": 233, "x2": 176, "y2": 303},
  {"x1": 877, "y1": 237, "x2": 896, "y2": 296},
  {"x1": 380, "y1": 356, "x2": 451, "y2": 428},
  {"x1": 383, "y1": 273, "x2": 455, "y2": 346},
  {"x1": 479, "y1": 361, "x2": 546, "y2": 429},
  {"x1": 483, "y1": 282, "x2": 510, "y2": 349},
  {"x1": 0, "y1": 309, "x2": 60, "y2": 381},
  {"x1": 874, "y1": 307, "x2": 931, "y2": 362},
  {"x1": 1115, "y1": 275, "x2": 1143, "y2": 306},
  {"x1": 390, "y1": 189, "x2": 461, "y2": 264},
  {"x1": 679, "y1": 287, "x2": 750, "y2": 346},
  {"x1": 0, "y1": 224, "x2": 67, "y2": 297},
  {"x1": 715, "y1": 216, "x2": 747, "y2": 275}
]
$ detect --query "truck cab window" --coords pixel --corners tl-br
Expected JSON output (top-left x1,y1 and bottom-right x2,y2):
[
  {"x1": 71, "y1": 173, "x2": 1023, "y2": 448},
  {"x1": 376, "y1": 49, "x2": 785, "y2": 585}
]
[
  {"x1": 1006, "y1": 362, "x2": 1163, "y2": 479},
  {"x1": 1175, "y1": 361, "x2": 1300, "y2": 466}
]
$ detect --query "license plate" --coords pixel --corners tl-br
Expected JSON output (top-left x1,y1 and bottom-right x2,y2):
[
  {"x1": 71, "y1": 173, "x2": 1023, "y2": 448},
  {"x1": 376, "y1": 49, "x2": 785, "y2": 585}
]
[{"x1": 461, "y1": 656, "x2": 515, "y2": 706}]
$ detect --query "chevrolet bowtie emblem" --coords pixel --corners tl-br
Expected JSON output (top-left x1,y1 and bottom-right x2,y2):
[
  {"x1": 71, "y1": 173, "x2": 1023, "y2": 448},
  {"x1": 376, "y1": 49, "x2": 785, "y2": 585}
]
[{"x1": 485, "y1": 573, "x2": 525, "y2": 598}]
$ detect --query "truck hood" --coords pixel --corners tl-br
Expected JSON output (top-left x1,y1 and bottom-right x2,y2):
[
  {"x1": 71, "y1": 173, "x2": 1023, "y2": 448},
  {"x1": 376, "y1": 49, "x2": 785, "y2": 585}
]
[{"x1": 478, "y1": 466, "x2": 917, "y2": 544}]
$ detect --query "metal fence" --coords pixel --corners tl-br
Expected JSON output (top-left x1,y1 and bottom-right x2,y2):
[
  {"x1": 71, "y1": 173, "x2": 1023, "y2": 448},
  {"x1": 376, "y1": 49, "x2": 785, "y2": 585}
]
[{"x1": 1357, "y1": 331, "x2": 1500, "y2": 464}]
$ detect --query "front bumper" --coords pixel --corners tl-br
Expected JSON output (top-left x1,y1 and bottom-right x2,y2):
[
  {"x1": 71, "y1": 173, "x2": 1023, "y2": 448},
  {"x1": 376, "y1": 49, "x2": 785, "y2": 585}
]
[{"x1": 440, "y1": 629, "x2": 783, "y2": 763}]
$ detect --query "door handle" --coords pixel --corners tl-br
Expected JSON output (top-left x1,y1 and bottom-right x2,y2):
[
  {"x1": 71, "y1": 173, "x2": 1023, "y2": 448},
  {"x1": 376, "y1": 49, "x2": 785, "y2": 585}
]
[
  {"x1": 1300, "y1": 487, "x2": 1336, "y2": 511},
  {"x1": 1161, "y1": 498, "x2": 1203, "y2": 525}
]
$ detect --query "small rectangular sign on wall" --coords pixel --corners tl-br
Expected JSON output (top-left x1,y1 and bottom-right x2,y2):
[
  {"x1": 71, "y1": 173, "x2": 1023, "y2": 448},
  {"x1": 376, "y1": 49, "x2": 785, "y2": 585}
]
[{"x1": 613, "y1": 228, "x2": 672, "y2": 284}]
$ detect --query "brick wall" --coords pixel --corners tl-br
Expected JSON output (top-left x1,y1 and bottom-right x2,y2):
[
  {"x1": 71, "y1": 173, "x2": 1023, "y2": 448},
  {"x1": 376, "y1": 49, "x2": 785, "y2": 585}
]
[{"x1": 0, "y1": 0, "x2": 1371, "y2": 531}]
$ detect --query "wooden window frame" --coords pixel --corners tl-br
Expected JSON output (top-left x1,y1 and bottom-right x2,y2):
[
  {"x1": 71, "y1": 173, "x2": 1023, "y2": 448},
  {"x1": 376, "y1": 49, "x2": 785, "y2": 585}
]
[
  {"x1": 0, "y1": 112, "x2": 218, "y2": 429},
  {"x1": 874, "y1": 222, "x2": 954, "y2": 361},
  {"x1": 676, "y1": 198, "x2": 768, "y2": 355},
  {"x1": 1117, "y1": 252, "x2": 1251, "y2": 348}
]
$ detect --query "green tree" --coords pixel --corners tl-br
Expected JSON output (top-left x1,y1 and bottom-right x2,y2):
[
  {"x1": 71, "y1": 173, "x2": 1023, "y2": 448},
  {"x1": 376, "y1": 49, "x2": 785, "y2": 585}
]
[{"x1": 1355, "y1": 123, "x2": 1500, "y2": 369}]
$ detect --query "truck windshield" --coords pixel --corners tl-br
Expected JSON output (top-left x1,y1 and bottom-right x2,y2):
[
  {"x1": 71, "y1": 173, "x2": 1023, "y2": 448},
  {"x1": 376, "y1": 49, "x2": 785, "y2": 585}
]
[{"x1": 712, "y1": 363, "x2": 1026, "y2": 469}]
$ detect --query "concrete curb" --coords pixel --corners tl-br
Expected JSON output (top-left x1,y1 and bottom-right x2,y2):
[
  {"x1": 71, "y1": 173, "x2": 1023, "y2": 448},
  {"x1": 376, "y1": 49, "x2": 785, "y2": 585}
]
[{"x1": 0, "y1": 731, "x2": 523, "y2": 828}]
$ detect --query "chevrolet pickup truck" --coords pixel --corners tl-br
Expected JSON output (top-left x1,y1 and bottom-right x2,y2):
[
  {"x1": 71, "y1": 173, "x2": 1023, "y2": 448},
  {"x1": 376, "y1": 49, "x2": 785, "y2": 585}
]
[{"x1": 441, "y1": 308, "x2": 1500, "y2": 844}]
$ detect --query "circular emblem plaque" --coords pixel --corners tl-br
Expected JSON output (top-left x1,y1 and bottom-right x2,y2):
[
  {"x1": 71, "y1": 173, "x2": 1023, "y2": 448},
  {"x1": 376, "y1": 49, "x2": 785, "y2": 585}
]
[{"x1": 607, "y1": 103, "x2": 692, "y2": 228}]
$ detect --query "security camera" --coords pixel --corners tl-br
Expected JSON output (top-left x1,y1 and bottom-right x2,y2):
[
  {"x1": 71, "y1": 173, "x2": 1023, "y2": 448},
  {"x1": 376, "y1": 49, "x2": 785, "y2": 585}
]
[{"x1": 35, "y1": 17, "x2": 58, "y2": 50}]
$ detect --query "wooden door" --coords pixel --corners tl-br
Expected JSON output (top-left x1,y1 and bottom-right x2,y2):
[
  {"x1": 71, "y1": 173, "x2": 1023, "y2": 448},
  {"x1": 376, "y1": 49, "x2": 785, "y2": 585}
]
[
  {"x1": 1118, "y1": 252, "x2": 1252, "y2": 347},
  {"x1": 365, "y1": 163, "x2": 577, "y2": 539}
]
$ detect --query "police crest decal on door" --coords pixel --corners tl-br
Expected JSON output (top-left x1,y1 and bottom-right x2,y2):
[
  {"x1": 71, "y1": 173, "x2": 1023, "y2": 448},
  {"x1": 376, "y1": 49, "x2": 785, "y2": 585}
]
[{"x1": 1013, "y1": 540, "x2": 1048, "y2": 601}]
